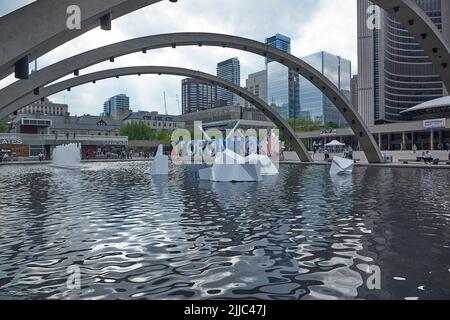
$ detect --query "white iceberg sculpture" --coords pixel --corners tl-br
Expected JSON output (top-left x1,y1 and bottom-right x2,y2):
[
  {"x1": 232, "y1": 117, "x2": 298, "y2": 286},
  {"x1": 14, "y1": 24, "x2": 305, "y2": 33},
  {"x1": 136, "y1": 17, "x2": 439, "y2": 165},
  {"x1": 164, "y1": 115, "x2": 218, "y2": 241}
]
[
  {"x1": 330, "y1": 156, "x2": 354, "y2": 175},
  {"x1": 245, "y1": 154, "x2": 279, "y2": 176},
  {"x1": 51, "y1": 143, "x2": 82, "y2": 170},
  {"x1": 199, "y1": 150, "x2": 262, "y2": 182},
  {"x1": 145, "y1": 144, "x2": 169, "y2": 175}
]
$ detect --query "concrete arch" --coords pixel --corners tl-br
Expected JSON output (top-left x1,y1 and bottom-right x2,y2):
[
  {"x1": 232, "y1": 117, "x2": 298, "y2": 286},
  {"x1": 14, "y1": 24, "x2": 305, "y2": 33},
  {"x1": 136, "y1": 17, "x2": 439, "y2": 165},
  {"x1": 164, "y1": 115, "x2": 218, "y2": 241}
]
[
  {"x1": 0, "y1": 32, "x2": 383, "y2": 163},
  {"x1": 8, "y1": 66, "x2": 313, "y2": 162},
  {"x1": 372, "y1": 0, "x2": 450, "y2": 93},
  {"x1": 0, "y1": 0, "x2": 163, "y2": 80}
]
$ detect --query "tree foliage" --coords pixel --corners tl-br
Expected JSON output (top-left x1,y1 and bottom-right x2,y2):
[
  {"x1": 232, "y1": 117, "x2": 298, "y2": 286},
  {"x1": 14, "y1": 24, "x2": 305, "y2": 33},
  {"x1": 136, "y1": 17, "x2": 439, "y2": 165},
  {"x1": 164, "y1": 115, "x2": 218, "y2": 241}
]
[
  {"x1": 120, "y1": 121, "x2": 172, "y2": 143},
  {"x1": 0, "y1": 119, "x2": 8, "y2": 133},
  {"x1": 287, "y1": 118, "x2": 340, "y2": 132}
]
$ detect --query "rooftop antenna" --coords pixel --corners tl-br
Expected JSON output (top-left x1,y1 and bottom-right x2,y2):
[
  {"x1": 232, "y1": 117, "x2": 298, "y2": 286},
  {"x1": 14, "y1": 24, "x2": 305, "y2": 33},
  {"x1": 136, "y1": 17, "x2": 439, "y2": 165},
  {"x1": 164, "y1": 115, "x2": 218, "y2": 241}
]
[{"x1": 163, "y1": 91, "x2": 168, "y2": 115}]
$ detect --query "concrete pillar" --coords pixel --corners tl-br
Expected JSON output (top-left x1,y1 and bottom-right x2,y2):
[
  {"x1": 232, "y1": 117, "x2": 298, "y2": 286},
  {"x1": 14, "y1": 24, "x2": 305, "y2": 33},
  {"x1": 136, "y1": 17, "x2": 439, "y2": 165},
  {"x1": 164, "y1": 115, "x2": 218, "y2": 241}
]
[
  {"x1": 411, "y1": 131, "x2": 415, "y2": 148},
  {"x1": 378, "y1": 133, "x2": 382, "y2": 148},
  {"x1": 430, "y1": 130, "x2": 434, "y2": 150},
  {"x1": 387, "y1": 133, "x2": 391, "y2": 150},
  {"x1": 402, "y1": 132, "x2": 406, "y2": 150},
  {"x1": 438, "y1": 130, "x2": 443, "y2": 145}
]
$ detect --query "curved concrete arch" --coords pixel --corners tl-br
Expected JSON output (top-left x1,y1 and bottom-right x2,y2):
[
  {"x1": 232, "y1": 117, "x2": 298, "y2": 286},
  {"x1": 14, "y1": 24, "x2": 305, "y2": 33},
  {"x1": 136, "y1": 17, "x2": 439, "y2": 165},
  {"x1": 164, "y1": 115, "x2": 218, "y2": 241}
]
[
  {"x1": 372, "y1": 0, "x2": 450, "y2": 93},
  {"x1": 0, "y1": 32, "x2": 383, "y2": 163},
  {"x1": 8, "y1": 66, "x2": 313, "y2": 162},
  {"x1": 0, "y1": 0, "x2": 163, "y2": 80}
]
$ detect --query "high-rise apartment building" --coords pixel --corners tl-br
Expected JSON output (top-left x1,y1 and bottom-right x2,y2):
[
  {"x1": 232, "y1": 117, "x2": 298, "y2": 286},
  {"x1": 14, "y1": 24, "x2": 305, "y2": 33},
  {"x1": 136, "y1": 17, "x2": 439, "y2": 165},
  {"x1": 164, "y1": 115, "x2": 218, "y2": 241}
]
[
  {"x1": 103, "y1": 94, "x2": 130, "y2": 117},
  {"x1": 181, "y1": 78, "x2": 218, "y2": 114}
]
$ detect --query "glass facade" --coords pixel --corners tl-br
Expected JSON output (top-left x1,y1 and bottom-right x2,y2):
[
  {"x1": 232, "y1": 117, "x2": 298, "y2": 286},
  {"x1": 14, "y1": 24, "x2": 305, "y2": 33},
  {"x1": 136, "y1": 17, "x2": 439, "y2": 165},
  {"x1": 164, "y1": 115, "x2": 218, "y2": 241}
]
[
  {"x1": 266, "y1": 34, "x2": 300, "y2": 120},
  {"x1": 266, "y1": 33, "x2": 291, "y2": 64},
  {"x1": 299, "y1": 52, "x2": 351, "y2": 127},
  {"x1": 384, "y1": 0, "x2": 444, "y2": 122},
  {"x1": 217, "y1": 58, "x2": 240, "y2": 106}
]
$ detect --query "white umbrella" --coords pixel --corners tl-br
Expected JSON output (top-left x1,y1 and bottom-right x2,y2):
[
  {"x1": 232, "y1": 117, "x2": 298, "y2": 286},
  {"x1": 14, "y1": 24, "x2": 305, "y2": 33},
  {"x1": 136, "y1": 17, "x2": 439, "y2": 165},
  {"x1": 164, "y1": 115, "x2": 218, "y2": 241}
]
[{"x1": 325, "y1": 140, "x2": 345, "y2": 147}]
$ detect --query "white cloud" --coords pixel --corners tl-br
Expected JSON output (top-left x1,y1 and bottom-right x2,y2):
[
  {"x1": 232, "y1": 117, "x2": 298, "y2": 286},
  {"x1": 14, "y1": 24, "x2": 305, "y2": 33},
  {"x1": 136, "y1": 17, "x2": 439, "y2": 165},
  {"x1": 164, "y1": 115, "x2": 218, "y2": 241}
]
[{"x1": 0, "y1": 0, "x2": 358, "y2": 116}]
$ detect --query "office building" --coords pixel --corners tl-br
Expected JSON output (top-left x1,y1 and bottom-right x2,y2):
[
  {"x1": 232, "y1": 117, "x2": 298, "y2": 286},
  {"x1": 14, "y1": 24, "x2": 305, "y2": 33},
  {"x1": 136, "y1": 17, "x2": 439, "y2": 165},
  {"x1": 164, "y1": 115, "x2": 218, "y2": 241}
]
[
  {"x1": 299, "y1": 51, "x2": 351, "y2": 127},
  {"x1": 240, "y1": 70, "x2": 268, "y2": 108},
  {"x1": 266, "y1": 33, "x2": 300, "y2": 119},
  {"x1": 357, "y1": 0, "x2": 450, "y2": 125},
  {"x1": 123, "y1": 111, "x2": 185, "y2": 130},
  {"x1": 351, "y1": 75, "x2": 359, "y2": 110},
  {"x1": 217, "y1": 58, "x2": 240, "y2": 106},
  {"x1": 181, "y1": 78, "x2": 217, "y2": 114},
  {"x1": 17, "y1": 98, "x2": 69, "y2": 116}
]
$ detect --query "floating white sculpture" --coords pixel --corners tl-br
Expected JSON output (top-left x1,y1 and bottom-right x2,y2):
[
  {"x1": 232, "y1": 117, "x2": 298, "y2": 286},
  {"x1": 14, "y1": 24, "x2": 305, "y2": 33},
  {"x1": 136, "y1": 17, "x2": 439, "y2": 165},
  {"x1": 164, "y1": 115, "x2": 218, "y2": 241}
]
[
  {"x1": 145, "y1": 144, "x2": 169, "y2": 175},
  {"x1": 51, "y1": 143, "x2": 82, "y2": 170},
  {"x1": 199, "y1": 150, "x2": 262, "y2": 182},
  {"x1": 197, "y1": 121, "x2": 263, "y2": 182},
  {"x1": 330, "y1": 156, "x2": 354, "y2": 175},
  {"x1": 245, "y1": 154, "x2": 279, "y2": 176}
]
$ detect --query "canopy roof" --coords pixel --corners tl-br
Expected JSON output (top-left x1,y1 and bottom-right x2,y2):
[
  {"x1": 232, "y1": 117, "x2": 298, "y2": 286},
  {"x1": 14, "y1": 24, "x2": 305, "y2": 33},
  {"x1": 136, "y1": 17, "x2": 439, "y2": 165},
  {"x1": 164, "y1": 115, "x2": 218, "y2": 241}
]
[
  {"x1": 325, "y1": 140, "x2": 345, "y2": 147},
  {"x1": 400, "y1": 96, "x2": 450, "y2": 117}
]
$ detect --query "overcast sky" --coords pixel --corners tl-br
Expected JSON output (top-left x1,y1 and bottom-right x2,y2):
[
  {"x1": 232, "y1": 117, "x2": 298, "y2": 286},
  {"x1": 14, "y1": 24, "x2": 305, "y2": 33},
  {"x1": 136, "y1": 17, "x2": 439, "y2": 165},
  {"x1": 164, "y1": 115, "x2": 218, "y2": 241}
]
[{"x1": 0, "y1": 0, "x2": 358, "y2": 116}]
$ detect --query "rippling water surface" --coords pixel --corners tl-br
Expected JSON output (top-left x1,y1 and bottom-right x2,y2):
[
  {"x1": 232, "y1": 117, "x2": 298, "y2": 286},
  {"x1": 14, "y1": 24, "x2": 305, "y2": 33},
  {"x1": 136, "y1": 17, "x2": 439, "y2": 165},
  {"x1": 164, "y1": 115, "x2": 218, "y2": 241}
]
[{"x1": 0, "y1": 162, "x2": 449, "y2": 300}]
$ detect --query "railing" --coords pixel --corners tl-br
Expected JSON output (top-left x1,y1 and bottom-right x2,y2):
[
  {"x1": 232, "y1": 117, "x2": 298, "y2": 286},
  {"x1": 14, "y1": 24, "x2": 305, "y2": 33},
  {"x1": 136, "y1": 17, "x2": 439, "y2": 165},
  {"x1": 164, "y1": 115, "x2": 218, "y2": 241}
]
[{"x1": 0, "y1": 133, "x2": 128, "y2": 145}]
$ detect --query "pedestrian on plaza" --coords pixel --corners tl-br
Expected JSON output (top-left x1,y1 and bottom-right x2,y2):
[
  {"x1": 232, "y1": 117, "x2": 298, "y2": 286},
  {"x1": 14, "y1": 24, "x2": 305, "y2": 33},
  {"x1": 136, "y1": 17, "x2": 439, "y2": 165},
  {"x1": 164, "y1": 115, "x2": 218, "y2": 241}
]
[{"x1": 412, "y1": 144, "x2": 417, "y2": 154}]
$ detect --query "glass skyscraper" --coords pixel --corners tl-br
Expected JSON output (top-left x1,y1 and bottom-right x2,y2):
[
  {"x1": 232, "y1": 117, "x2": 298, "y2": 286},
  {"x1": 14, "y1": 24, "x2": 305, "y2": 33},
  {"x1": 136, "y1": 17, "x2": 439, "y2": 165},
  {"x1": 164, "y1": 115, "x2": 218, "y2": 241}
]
[
  {"x1": 299, "y1": 51, "x2": 351, "y2": 127},
  {"x1": 217, "y1": 58, "x2": 240, "y2": 106},
  {"x1": 266, "y1": 34, "x2": 300, "y2": 119}
]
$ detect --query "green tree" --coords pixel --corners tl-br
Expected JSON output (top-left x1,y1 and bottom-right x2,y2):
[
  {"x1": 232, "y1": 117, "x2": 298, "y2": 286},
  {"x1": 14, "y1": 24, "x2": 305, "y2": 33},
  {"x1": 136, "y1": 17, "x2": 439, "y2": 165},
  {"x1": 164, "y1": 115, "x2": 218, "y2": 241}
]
[
  {"x1": 288, "y1": 117, "x2": 323, "y2": 132},
  {"x1": 324, "y1": 122, "x2": 339, "y2": 129},
  {"x1": 120, "y1": 122, "x2": 155, "y2": 140},
  {"x1": 0, "y1": 118, "x2": 8, "y2": 133},
  {"x1": 120, "y1": 121, "x2": 174, "y2": 143}
]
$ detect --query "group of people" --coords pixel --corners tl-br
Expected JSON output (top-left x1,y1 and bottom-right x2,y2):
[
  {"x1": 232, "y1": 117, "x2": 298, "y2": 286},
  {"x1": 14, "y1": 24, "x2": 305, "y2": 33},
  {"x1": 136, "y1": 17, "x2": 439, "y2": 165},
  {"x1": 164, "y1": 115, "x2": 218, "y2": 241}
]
[
  {"x1": 421, "y1": 151, "x2": 435, "y2": 164},
  {"x1": 0, "y1": 153, "x2": 9, "y2": 163}
]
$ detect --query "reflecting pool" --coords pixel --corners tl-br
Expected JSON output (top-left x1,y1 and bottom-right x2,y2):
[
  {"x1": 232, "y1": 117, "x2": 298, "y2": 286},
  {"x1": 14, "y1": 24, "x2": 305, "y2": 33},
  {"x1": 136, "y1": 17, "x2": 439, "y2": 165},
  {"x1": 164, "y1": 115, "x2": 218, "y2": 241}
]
[{"x1": 0, "y1": 162, "x2": 449, "y2": 300}]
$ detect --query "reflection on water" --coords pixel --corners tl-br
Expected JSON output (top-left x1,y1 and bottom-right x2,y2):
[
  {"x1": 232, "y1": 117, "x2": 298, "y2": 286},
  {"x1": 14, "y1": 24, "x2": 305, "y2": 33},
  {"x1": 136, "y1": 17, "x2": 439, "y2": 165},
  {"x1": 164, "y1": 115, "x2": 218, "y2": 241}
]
[{"x1": 0, "y1": 163, "x2": 449, "y2": 300}]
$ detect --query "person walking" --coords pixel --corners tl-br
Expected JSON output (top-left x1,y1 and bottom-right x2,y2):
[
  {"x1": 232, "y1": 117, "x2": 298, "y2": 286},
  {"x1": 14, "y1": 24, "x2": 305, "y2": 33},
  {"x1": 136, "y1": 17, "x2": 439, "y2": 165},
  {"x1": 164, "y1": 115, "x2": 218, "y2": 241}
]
[{"x1": 412, "y1": 144, "x2": 417, "y2": 154}]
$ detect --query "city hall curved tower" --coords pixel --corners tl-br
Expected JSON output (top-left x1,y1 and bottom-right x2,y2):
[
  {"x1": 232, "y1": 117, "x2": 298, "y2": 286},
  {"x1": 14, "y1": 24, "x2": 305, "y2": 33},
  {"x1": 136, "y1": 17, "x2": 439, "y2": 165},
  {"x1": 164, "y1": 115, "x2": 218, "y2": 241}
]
[{"x1": 358, "y1": 0, "x2": 450, "y2": 124}]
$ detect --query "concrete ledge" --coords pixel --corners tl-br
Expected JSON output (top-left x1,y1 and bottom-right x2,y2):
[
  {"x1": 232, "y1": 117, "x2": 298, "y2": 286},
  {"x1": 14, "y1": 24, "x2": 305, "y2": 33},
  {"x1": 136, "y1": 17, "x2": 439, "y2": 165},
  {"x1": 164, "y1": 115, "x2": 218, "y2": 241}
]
[{"x1": 0, "y1": 158, "x2": 150, "y2": 166}]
